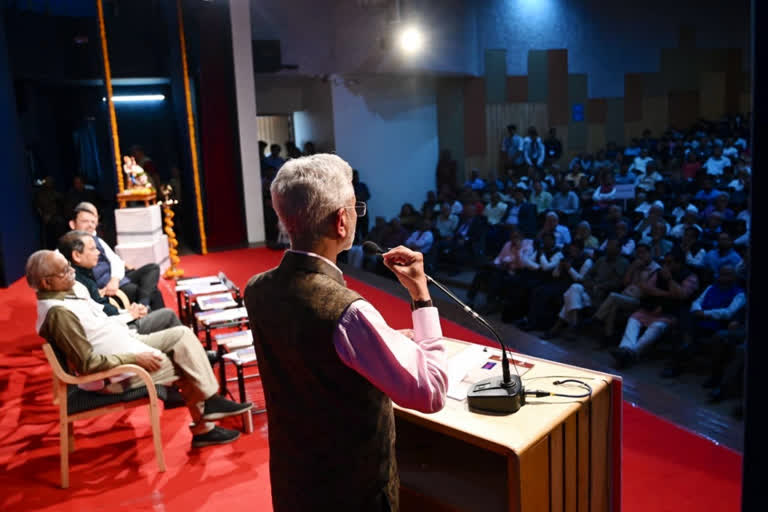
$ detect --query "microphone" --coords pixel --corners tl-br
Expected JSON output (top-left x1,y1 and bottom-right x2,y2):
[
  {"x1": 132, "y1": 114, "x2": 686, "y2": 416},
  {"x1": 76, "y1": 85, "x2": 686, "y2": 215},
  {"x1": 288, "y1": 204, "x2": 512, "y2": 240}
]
[{"x1": 362, "y1": 241, "x2": 525, "y2": 414}]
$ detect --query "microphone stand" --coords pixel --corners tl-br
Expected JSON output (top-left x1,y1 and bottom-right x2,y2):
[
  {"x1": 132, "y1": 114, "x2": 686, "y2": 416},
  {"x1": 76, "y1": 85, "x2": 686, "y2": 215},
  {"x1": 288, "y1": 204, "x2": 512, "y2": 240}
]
[
  {"x1": 425, "y1": 275, "x2": 525, "y2": 414},
  {"x1": 363, "y1": 241, "x2": 525, "y2": 413}
]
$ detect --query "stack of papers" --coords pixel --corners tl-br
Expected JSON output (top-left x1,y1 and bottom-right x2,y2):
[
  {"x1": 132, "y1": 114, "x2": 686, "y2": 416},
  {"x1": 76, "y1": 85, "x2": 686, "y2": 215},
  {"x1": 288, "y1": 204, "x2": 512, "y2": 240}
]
[
  {"x1": 216, "y1": 330, "x2": 253, "y2": 350},
  {"x1": 196, "y1": 292, "x2": 238, "y2": 311},
  {"x1": 196, "y1": 307, "x2": 249, "y2": 325},
  {"x1": 446, "y1": 344, "x2": 534, "y2": 401}
]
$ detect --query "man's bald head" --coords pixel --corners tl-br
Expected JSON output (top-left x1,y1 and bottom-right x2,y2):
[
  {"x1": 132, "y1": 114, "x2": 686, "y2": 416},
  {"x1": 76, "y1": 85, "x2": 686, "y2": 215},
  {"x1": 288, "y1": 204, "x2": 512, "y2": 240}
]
[{"x1": 26, "y1": 250, "x2": 74, "y2": 292}]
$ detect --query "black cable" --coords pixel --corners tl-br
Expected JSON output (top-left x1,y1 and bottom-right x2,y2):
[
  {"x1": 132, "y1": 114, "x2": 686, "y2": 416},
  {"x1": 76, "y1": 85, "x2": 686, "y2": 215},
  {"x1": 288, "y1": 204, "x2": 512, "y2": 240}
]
[{"x1": 525, "y1": 378, "x2": 593, "y2": 399}]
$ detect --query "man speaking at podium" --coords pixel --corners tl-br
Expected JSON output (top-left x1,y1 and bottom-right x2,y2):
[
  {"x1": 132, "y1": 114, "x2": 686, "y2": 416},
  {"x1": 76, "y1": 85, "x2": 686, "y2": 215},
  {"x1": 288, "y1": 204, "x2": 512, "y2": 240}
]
[{"x1": 244, "y1": 154, "x2": 448, "y2": 512}]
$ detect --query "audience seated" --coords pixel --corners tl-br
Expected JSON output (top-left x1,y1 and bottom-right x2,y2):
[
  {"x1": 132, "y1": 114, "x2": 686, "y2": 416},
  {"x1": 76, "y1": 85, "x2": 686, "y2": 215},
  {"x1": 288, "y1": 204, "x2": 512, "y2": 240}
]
[
  {"x1": 529, "y1": 179, "x2": 552, "y2": 214},
  {"x1": 520, "y1": 240, "x2": 592, "y2": 331},
  {"x1": 26, "y1": 250, "x2": 252, "y2": 448},
  {"x1": 573, "y1": 221, "x2": 599, "y2": 256},
  {"x1": 536, "y1": 211, "x2": 571, "y2": 249},
  {"x1": 593, "y1": 244, "x2": 660, "y2": 343},
  {"x1": 610, "y1": 249, "x2": 699, "y2": 368},
  {"x1": 501, "y1": 232, "x2": 561, "y2": 323},
  {"x1": 703, "y1": 314, "x2": 746, "y2": 403},
  {"x1": 641, "y1": 221, "x2": 674, "y2": 261},
  {"x1": 404, "y1": 218, "x2": 435, "y2": 255},
  {"x1": 466, "y1": 227, "x2": 536, "y2": 312},
  {"x1": 551, "y1": 179, "x2": 580, "y2": 218},
  {"x1": 545, "y1": 238, "x2": 629, "y2": 339},
  {"x1": 702, "y1": 233, "x2": 743, "y2": 278},
  {"x1": 661, "y1": 264, "x2": 746, "y2": 378},
  {"x1": 329, "y1": 115, "x2": 750, "y2": 405}
]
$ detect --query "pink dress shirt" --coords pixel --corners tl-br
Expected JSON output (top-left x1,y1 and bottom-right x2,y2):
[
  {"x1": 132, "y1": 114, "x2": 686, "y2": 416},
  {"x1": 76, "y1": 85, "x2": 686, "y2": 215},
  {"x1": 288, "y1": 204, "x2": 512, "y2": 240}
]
[{"x1": 290, "y1": 251, "x2": 448, "y2": 414}]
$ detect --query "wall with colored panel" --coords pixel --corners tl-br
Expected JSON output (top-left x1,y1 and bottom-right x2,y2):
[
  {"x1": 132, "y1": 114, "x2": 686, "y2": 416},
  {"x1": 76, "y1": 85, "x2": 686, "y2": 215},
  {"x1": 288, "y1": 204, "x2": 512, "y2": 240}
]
[{"x1": 440, "y1": 27, "x2": 750, "y2": 181}]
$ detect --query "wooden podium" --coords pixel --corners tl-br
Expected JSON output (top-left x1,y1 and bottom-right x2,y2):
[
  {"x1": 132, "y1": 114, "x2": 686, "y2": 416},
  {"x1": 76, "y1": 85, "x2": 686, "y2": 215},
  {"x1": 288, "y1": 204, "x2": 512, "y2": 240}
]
[{"x1": 394, "y1": 338, "x2": 622, "y2": 512}]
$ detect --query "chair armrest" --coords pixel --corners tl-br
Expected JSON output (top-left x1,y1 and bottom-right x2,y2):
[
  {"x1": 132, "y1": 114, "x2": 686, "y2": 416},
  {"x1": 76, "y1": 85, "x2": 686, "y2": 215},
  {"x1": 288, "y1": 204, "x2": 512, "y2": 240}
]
[{"x1": 54, "y1": 363, "x2": 155, "y2": 390}]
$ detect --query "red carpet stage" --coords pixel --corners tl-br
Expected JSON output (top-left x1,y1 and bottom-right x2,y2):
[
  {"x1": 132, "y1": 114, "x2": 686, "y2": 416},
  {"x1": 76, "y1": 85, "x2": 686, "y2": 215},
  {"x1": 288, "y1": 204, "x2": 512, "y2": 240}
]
[{"x1": 0, "y1": 248, "x2": 742, "y2": 511}]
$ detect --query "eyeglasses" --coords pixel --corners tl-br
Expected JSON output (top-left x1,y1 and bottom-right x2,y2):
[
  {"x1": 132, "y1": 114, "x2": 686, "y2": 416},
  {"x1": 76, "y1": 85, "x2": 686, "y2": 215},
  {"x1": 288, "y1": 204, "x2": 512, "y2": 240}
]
[
  {"x1": 343, "y1": 201, "x2": 367, "y2": 217},
  {"x1": 46, "y1": 263, "x2": 73, "y2": 279}
]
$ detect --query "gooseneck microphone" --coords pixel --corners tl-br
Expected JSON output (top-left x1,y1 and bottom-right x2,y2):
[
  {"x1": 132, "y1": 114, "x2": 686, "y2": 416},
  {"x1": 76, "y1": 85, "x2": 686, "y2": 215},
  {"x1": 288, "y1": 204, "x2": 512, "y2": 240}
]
[{"x1": 362, "y1": 241, "x2": 525, "y2": 414}]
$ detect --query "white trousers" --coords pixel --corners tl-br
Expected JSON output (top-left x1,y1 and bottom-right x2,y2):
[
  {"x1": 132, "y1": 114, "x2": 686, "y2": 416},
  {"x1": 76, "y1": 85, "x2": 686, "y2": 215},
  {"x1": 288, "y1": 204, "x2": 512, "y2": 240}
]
[
  {"x1": 618, "y1": 318, "x2": 670, "y2": 354},
  {"x1": 558, "y1": 283, "x2": 592, "y2": 320}
]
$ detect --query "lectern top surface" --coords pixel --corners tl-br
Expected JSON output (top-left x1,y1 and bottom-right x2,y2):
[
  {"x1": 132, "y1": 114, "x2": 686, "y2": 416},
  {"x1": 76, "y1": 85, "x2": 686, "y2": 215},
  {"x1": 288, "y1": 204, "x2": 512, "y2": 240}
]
[{"x1": 393, "y1": 338, "x2": 616, "y2": 455}]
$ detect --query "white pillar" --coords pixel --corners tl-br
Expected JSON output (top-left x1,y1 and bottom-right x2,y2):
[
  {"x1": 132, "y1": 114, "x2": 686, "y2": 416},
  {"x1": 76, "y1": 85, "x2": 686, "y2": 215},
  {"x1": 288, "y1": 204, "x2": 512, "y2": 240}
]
[{"x1": 229, "y1": 0, "x2": 265, "y2": 244}]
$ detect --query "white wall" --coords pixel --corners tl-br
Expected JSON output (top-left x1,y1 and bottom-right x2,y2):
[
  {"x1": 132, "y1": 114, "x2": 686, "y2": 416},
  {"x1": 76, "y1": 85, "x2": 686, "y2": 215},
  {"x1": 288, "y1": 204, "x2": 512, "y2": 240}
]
[
  {"x1": 293, "y1": 80, "x2": 335, "y2": 153},
  {"x1": 331, "y1": 75, "x2": 439, "y2": 223}
]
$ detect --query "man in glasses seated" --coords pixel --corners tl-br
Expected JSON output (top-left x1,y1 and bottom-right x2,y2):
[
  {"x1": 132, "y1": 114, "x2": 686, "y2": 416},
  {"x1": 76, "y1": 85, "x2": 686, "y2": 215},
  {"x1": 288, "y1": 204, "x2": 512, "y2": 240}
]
[
  {"x1": 57, "y1": 230, "x2": 181, "y2": 334},
  {"x1": 26, "y1": 250, "x2": 253, "y2": 448},
  {"x1": 69, "y1": 202, "x2": 164, "y2": 311}
]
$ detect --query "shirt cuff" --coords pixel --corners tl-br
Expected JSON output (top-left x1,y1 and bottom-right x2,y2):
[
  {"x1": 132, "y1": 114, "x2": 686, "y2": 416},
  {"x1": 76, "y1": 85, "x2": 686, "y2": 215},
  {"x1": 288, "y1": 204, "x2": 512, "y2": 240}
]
[
  {"x1": 412, "y1": 307, "x2": 442, "y2": 341},
  {"x1": 116, "y1": 312, "x2": 134, "y2": 325}
]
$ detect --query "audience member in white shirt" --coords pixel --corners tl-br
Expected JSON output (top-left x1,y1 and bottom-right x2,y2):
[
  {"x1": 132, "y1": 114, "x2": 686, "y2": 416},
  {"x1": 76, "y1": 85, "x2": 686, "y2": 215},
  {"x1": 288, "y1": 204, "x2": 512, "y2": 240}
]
[
  {"x1": 537, "y1": 211, "x2": 571, "y2": 249},
  {"x1": 703, "y1": 146, "x2": 732, "y2": 176},
  {"x1": 636, "y1": 162, "x2": 664, "y2": 192},
  {"x1": 551, "y1": 180, "x2": 580, "y2": 216},
  {"x1": 670, "y1": 209, "x2": 703, "y2": 239},
  {"x1": 628, "y1": 148, "x2": 653, "y2": 176},
  {"x1": 671, "y1": 202, "x2": 698, "y2": 224},
  {"x1": 434, "y1": 203, "x2": 459, "y2": 240},
  {"x1": 404, "y1": 219, "x2": 435, "y2": 254},
  {"x1": 483, "y1": 193, "x2": 508, "y2": 226}
]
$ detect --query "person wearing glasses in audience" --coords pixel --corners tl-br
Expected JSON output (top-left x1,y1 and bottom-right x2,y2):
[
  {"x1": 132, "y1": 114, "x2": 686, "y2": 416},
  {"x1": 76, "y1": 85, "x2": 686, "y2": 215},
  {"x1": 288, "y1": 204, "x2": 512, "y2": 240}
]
[
  {"x1": 26, "y1": 250, "x2": 253, "y2": 448},
  {"x1": 243, "y1": 154, "x2": 448, "y2": 512}
]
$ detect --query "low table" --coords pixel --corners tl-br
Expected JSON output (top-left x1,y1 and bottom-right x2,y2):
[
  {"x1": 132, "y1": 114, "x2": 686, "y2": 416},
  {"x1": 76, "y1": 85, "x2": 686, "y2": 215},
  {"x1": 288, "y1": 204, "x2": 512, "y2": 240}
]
[
  {"x1": 216, "y1": 330, "x2": 266, "y2": 417},
  {"x1": 175, "y1": 276, "x2": 230, "y2": 326},
  {"x1": 194, "y1": 307, "x2": 250, "y2": 349}
]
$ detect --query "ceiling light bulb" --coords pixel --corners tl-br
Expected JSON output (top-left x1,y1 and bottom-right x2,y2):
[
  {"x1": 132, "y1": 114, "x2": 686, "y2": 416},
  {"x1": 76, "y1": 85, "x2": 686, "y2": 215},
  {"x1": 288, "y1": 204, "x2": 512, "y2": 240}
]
[{"x1": 398, "y1": 26, "x2": 423, "y2": 55}]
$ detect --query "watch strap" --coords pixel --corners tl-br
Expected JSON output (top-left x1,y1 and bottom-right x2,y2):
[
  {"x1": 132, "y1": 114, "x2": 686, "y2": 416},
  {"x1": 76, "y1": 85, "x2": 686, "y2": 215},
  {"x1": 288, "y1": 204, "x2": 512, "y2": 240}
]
[{"x1": 411, "y1": 299, "x2": 434, "y2": 311}]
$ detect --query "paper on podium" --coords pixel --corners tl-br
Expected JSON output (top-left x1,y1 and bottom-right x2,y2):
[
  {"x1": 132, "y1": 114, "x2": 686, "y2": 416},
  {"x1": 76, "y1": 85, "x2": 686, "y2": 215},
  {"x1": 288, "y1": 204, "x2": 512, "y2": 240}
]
[{"x1": 446, "y1": 344, "x2": 534, "y2": 401}]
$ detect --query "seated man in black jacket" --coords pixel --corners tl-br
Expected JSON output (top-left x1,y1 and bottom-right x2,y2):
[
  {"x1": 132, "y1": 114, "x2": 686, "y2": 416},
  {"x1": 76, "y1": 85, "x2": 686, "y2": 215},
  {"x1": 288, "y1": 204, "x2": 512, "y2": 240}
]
[{"x1": 58, "y1": 230, "x2": 181, "y2": 334}]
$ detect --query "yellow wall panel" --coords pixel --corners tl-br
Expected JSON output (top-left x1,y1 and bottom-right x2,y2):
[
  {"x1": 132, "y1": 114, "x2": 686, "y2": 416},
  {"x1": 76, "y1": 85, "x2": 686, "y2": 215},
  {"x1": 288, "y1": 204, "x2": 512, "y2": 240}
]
[
  {"x1": 642, "y1": 96, "x2": 669, "y2": 136},
  {"x1": 699, "y1": 71, "x2": 727, "y2": 120},
  {"x1": 587, "y1": 124, "x2": 606, "y2": 154}
]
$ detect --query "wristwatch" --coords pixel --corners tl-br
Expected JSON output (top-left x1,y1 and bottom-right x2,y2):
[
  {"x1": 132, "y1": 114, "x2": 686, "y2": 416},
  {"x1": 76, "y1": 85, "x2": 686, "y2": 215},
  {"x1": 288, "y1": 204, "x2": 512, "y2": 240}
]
[{"x1": 411, "y1": 299, "x2": 434, "y2": 311}]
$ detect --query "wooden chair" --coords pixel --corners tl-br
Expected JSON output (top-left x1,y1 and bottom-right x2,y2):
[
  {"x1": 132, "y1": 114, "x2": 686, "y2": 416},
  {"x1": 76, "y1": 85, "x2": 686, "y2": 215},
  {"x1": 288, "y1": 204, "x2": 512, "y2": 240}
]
[
  {"x1": 41, "y1": 343, "x2": 166, "y2": 488},
  {"x1": 108, "y1": 288, "x2": 133, "y2": 310}
]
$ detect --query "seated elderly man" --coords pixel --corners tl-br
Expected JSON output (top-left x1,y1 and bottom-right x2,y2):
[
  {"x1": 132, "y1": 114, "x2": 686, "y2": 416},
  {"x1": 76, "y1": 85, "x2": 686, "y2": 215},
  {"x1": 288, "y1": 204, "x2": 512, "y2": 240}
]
[
  {"x1": 69, "y1": 202, "x2": 164, "y2": 310},
  {"x1": 26, "y1": 250, "x2": 252, "y2": 448},
  {"x1": 535, "y1": 211, "x2": 572, "y2": 249},
  {"x1": 57, "y1": 230, "x2": 181, "y2": 334}
]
